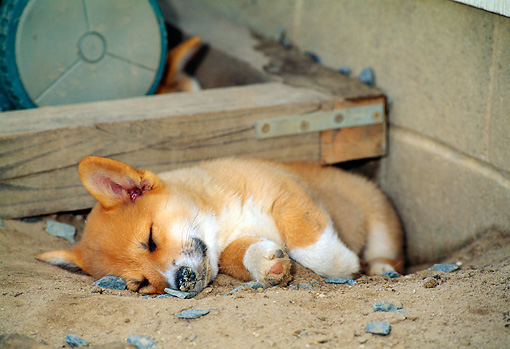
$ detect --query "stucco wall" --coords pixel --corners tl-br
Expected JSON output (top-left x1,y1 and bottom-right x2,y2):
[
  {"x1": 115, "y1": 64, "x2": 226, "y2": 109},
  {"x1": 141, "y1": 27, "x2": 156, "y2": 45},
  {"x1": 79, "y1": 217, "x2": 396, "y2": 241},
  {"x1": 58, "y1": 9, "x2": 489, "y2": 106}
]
[{"x1": 163, "y1": 0, "x2": 510, "y2": 264}]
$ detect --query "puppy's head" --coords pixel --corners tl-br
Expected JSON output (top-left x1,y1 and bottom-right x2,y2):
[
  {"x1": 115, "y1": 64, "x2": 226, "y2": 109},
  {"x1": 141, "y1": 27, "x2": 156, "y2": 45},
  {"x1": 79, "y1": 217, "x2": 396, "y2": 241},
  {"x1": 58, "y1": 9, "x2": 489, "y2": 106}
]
[{"x1": 37, "y1": 157, "x2": 216, "y2": 294}]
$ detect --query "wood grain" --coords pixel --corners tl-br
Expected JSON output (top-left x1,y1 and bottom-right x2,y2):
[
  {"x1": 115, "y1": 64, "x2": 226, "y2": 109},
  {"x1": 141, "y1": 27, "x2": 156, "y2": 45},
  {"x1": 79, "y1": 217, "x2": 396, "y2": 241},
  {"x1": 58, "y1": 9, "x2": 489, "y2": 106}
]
[
  {"x1": 321, "y1": 97, "x2": 387, "y2": 164},
  {"x1": 0, "y1": 82, "x2": 333, "y2": 218}
]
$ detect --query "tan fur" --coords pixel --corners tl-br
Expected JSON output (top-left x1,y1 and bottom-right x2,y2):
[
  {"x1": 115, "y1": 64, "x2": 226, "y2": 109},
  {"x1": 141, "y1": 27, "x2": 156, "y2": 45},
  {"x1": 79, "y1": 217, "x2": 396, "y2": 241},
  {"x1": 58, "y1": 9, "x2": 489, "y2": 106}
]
[
  {"x1": 156, "y1": 36, "x2": 201, "y2": 93},
  {"x1": 219, "y1": 236, "x2": 262, "y2": 281},
  {"x1": 37, "y1": 157, "x2": 403, "y2": 294},
  {"x1": 282, "y1": 162, "x2": 404, "y2": 272}
]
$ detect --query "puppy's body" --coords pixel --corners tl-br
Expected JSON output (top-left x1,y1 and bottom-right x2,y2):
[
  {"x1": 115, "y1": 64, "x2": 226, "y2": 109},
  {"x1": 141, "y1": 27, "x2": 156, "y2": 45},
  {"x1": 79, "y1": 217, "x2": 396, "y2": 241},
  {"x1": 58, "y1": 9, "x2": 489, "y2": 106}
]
[{"x1": 38, "y1": 157, "x2": 403, "y2": 294}]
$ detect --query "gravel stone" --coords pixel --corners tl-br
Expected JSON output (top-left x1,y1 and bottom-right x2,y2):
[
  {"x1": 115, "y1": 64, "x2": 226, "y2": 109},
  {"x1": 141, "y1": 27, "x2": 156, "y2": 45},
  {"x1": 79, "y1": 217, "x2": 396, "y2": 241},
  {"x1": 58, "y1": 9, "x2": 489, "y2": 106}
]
[
  {"x1": 373, "y1": 301, "x2": 398, "y2": 312},
  {"x1": 359, "y1": 67, "x2": 375, "y2": 86},
  {"x1": 338, "y1": 66, "x2": 352, "y2": 76},
  {"x1": 127, "y1": 335, "x2": 155, "y2": 349},
  {"x1": 45, "y1": 220, "x2": 76, "y2": 243},
  {"x1": 65, "y1": 334, "x2": 88, "y2": 347},
  {"x1": 228, "y1": 281, "x2": 265, "y2": 294},
  {"x1": 305, "y1": 51, "x2": 321, "y2": 63},
  {"x1": 176, "y1": 309, "x2": 210, "y2": 319},
  {"x1": 365, "y1": 321, "x2": 391, "y2": 335},
  {"x1": 381, "y1": 271, "x2": 400, "y2": 278},
  {"x1": 431, "y1": 263, "x2": 460, "y2": 273},
  {"x1": 164, "y1": 288, "x2": 198, "y2": 299},
  {"x1": 324, "y1": 277, "x2": 357, "y2": 285},
  {"x1": 92, "y1": 276, "x2": 126, "y2": 290},
  {"x1": 155, "y1": 294, "x2": 172, "y2": 299}
]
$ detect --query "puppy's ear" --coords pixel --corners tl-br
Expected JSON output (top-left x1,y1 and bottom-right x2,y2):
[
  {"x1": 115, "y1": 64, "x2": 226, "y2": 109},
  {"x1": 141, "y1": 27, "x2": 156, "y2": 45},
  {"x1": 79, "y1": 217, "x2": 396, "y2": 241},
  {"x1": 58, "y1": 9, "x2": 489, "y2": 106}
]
[
  {"x1": 36, "y1": 248, "x2": 84, "y2": 271},
  {"x1": 78, "y1": 157, "x2": 162, "y2": 209}
]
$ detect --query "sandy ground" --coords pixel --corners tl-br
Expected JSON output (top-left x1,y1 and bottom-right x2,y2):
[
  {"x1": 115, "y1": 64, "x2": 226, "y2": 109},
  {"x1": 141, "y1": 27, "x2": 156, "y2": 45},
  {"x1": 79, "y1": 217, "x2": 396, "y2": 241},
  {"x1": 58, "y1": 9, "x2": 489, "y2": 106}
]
[{"x1": 0, "y1": 216, "x2": 509, "y2": 348}]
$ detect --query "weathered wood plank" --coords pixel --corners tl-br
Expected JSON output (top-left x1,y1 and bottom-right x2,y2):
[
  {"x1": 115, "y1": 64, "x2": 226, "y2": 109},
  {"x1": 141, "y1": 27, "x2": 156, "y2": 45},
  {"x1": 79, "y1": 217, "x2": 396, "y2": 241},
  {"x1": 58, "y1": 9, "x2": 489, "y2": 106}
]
[
  {"x1": 0, "y1": 82, "x2": 337, "y2": 218},
  {"x1": 321, "y1": 97, "x2": 387, "y2": 164},
  {"x1": 321, "y1": 124, "x2": 386, "y2": 164}
]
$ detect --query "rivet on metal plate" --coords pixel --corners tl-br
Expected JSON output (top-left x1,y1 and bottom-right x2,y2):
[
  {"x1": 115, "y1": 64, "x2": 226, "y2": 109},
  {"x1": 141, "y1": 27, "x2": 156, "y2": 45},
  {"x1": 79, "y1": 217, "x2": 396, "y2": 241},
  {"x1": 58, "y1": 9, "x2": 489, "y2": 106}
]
[{"x1": 334, "y1": 114, "x2": 344, "y2": 123}]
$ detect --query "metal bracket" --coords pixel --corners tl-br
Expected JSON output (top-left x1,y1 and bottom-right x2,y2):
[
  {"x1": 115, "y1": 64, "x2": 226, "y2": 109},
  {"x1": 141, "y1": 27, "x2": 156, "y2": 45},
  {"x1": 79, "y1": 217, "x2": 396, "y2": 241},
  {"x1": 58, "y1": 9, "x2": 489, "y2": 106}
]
[{"x1": 255, "y1": 103, "x2": 384, "y2": 139}]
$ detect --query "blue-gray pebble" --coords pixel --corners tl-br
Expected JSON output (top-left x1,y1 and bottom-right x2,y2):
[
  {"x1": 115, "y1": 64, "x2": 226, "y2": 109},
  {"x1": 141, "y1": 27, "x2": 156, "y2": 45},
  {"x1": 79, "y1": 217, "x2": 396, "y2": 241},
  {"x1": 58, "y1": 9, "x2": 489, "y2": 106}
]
[
  {"x1": 338, "y1": 66, "x2": 352, "y2": 76},
  {"x1": 432, "y1": 263, "x2": 460, "y2": 273},
  {"x1": 177, "y1": 309, "x2": 210, "y2": 319},
  {"x1": 373, "y1": 301, "x2": 398, "y2": 312},
  {"x1": 65, "y1": 334, "x2": 88, "y2": 347},
  {"x1": 46, "y1": 220, "x2": 76, "y2": 243},
  {"x1": 92, "y1": 276, "x2": 126, "y2": 290},
  {"x1": 229, "y1": 281, "x2": 265, "y2": 294},
  {"x1": 381, "y1": 270, "x2": 400, "y2": 278},
  {"x1": 305, "y1": 51, "x2": 321, "y2": 64},
  {"x1": 127, "y1": 335, "x2": 155, "y2": 349},
  {"x1": 366, "y1": 321, "x2": 391, "y2": 335},
  {"x1": 324, "y1": 277, "x2": 357, "y2": 285},
  {"x1": 359, "y1": 68, "x2": 375, "y2": 86},
  {"x1": 156, "y1": 294, "x2": 173, "y2": 299},
  {"x1": 164, "y1": 288, "x2": 198, "y2": 299}
]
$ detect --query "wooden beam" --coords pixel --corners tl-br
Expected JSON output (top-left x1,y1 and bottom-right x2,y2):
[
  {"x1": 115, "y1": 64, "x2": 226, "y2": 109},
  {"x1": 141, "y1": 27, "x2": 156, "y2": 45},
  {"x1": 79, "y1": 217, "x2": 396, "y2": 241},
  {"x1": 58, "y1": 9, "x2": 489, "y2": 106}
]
[
  {"x1": 321, "y1": 97, "x2": 387, "y2": 164},
  {"x1": 0, "y1": 82, "x2": 338, "y2": 218}
]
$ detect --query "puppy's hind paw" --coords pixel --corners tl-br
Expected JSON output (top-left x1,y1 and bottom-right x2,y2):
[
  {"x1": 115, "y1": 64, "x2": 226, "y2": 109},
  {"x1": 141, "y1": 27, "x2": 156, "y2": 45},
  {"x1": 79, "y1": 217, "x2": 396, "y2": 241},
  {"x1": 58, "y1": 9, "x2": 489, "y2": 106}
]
[{"x1": 365, "y1": 257, "x2": 404, "y2": 276}]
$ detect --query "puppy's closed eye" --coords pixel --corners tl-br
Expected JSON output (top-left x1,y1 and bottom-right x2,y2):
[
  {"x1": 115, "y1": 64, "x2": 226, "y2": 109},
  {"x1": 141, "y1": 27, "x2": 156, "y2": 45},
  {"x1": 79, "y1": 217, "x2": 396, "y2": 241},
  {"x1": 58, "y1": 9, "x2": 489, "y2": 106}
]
[
  {"x1": 126, "y1": 278, "x2": 150, "y2": 292},
  {"x1": 141, "y1": 225, "x2": 157, "y2": 253},
  {"x1": 148, "y1": 226, "x2": 157, "y2": 253},
  {"x1": 137, "y1": 278, "x2": 151, "y2": 290}
]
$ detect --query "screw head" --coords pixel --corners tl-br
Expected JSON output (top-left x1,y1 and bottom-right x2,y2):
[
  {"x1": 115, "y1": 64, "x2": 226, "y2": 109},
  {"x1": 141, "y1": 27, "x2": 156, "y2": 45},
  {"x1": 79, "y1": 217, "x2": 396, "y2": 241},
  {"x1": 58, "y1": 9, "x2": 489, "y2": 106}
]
[
  {"x1": 334, "y1": 114, "x2": 344, "y2": 123},
  {"x1": 300, "y1": 120, "x2": 310, "y2": 131},
  {"x1": 372, "y1": 111, "x2": 382, "y2": 121},
  {"x1": 261, "y1": 123, "x2": 270, "y2": 133}
]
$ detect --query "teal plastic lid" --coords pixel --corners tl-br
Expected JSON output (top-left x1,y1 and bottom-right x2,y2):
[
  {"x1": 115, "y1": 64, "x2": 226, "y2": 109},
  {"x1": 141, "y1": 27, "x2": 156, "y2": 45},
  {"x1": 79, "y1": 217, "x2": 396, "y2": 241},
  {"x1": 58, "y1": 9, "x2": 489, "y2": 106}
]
[{"x1": 0, "y1": 0, "x2": 167, "y2": 108}]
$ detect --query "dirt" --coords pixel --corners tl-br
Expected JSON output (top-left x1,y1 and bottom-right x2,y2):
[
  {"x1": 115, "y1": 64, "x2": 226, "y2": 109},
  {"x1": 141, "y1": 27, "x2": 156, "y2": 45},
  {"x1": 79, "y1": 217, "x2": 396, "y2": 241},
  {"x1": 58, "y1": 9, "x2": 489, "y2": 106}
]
[{"x1": 0, "y1": 217, "x2": 509, "y2": 348}]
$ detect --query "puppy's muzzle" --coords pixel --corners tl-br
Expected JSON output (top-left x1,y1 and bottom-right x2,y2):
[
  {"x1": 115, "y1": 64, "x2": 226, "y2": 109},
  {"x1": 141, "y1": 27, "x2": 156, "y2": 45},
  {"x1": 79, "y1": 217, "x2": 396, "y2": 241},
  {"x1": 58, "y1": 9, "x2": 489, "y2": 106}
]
[{"x1": 165, "y1": 238, "x2": 211, "y2": 293}]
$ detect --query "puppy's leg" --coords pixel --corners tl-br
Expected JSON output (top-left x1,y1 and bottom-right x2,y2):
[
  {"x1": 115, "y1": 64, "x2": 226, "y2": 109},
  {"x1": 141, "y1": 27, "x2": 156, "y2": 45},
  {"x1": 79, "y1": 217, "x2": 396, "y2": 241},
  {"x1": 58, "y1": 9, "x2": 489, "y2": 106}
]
[
  {"x1": 219, "y1": 236, "x2": 291, "y2": 287},
  {"x1": 288, "y1": 220, "x2": 360, "y2": 278},
  {"x1": 363, "y1": 219, "x2": 404, "y2": 276}
]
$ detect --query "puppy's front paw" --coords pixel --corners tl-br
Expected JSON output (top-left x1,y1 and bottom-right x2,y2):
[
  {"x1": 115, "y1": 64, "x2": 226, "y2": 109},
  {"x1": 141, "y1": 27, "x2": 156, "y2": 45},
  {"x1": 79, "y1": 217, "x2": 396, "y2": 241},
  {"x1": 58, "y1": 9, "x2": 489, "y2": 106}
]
[
  {"x1": 264, "y1": 248, "x2": 292, "y2": 287},
  {"x1": 244, "y1": 240, "x2": 291, "y2": 287}
]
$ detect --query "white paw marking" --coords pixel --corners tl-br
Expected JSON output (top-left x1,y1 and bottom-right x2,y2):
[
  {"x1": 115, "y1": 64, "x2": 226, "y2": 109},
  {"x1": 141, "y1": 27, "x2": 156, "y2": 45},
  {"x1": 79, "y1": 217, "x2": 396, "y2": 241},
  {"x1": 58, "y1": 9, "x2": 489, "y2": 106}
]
[{"x1": 289, "y1": 220, "x2": 360, "y2": 278}]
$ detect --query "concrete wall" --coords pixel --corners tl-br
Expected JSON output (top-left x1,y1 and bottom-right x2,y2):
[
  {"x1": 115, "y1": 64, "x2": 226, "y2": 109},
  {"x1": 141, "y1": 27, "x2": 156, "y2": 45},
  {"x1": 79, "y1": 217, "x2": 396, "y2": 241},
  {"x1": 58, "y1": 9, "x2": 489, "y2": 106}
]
[{"x1": 166, "y1": 0, "x2": 510, "y2": 264}]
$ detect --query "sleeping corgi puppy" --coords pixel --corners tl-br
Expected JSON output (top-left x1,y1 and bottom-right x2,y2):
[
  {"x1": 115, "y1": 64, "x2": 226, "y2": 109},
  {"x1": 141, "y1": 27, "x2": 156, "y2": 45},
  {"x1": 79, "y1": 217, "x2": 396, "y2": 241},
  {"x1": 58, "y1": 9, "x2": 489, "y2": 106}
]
[{"x1": 37, "y1": 157, "x2": 403, "y2": 294}]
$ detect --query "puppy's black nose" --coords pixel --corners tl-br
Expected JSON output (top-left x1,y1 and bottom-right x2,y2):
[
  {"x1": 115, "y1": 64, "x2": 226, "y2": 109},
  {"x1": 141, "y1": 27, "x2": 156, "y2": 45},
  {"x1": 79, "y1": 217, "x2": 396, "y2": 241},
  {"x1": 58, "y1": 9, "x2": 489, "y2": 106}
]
[{"x1": 176, "y1": 266, "x2": 197, "y2": 291}]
